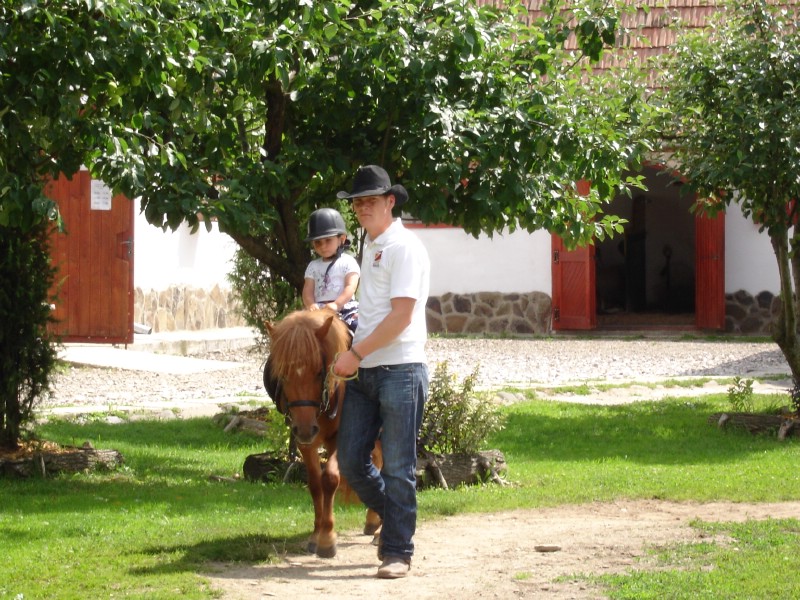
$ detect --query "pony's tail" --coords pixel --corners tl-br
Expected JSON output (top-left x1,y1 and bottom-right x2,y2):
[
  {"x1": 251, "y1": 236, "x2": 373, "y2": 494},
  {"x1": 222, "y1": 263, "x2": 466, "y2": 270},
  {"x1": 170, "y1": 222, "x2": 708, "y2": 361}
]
[
  {"x1": 336, "y1": 439, "x2": 383, "y2": 505},
  {"x1": 337, "y1": 474, "x2": 382, "y2": 537},
  {"x1": 336, "y1": 476, "x2": 360, "y2": 505}
]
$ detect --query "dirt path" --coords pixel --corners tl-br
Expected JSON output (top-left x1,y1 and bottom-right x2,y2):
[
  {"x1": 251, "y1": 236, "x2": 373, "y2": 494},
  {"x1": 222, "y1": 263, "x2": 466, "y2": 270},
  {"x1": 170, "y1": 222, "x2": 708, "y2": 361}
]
[
  {"x1": 51, "y1": 338, "x2": 797, "y2": 598},
  {"x1": 199, "y1": 364, "x2": 796, "y2": 600},
  {"x1": 206, "y1": 500, "x2": 800, "y2": 599}
]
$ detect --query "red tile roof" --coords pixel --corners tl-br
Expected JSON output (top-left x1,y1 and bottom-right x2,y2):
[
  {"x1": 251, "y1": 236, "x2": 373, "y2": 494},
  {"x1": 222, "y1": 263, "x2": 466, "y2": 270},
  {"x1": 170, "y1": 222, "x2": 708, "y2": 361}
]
[{"x1": 475, "y1": 1, "x2": 796, "y2": 86}]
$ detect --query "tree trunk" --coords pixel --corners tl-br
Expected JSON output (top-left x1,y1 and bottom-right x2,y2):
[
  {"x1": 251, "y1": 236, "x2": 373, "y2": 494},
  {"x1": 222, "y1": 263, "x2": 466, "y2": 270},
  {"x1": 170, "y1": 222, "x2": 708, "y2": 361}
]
[{"x1": 770, "y1": 231, "x2": 800, "y2": 382}]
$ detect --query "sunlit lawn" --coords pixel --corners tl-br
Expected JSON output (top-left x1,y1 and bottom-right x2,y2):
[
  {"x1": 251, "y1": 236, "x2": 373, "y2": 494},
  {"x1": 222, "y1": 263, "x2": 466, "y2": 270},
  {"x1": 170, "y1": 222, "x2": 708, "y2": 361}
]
[{"x1": 1, "y1": 391, "x2": 798, "y2": 599}]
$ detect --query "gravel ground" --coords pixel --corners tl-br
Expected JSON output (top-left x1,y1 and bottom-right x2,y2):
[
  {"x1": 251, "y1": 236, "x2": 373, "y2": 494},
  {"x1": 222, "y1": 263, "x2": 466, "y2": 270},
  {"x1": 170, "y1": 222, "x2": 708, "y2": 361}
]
[{"x1": 42, "y1": 336, "x2": 792, "y2": 418}]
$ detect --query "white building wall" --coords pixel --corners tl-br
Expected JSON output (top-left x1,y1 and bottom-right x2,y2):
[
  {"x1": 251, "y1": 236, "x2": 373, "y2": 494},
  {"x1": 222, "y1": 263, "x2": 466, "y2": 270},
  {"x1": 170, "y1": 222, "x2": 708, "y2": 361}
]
[
  {"x1": 134, "y1": 216, "x2": 555, "y2": 298},
  {"x1": 134, "y1": 211, "x2": 238, "y2": 290},
  {"x1": 132, "y1": 204, "x2": 780, "y2": 306},
  {"x1": 415, "y1": 204, "x2": 781, "y2": 300},
  {"x1": 409, "y1": 226, "x2": 552, "y2": 296},
  {"x1": 724, "y1": 202, "x2": 779, "y2": 294}
]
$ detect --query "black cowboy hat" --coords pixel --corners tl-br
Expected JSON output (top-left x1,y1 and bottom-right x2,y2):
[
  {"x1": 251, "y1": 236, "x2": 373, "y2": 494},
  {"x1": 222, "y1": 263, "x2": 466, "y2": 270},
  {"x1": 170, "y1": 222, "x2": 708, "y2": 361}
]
[{"x1": 336, "y1": 165, "x2": 408, "y2": 207}]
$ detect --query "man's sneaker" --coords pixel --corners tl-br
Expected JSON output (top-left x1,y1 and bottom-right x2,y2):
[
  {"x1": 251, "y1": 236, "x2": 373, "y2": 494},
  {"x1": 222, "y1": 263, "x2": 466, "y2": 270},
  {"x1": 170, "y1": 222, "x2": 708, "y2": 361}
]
[{"x1": 377, "y1": 556, "x2": 411, "y2": 579}]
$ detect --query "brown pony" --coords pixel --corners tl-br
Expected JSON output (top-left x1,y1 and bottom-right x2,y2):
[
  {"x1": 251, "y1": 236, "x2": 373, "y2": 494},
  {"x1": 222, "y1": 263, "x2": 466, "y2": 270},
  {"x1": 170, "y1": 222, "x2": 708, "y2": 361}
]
[{"x1": 264, "y1": 309, "x2": 380, "y2": 558}]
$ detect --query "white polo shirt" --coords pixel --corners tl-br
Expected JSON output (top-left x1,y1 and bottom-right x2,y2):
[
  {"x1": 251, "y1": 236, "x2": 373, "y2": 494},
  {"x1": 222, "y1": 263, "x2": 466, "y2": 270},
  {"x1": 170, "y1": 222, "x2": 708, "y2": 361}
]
[{"x1": 354, "y1": 218, "x2": 430, "y2": 367}]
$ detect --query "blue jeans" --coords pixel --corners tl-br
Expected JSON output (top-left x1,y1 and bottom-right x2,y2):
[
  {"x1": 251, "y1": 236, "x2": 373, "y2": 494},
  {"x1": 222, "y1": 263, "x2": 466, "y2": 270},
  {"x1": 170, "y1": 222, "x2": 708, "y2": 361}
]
[{"x1": 338, "y1": 363, "x2": 428, "y2": 561}]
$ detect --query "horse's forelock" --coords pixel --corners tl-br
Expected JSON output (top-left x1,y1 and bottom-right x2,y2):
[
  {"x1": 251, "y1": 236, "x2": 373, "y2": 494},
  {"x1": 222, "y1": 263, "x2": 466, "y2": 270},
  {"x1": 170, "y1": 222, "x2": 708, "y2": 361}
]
[{"x1": 269, "y1": 310, "x2": 348, "y2": 380}]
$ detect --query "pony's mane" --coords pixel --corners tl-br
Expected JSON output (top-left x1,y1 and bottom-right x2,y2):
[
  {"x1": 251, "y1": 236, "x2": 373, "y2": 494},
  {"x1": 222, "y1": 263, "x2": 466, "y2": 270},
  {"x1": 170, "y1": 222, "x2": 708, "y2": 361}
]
[{"x1": 268, "y1": 310, "x2": 349, "y2": 380}]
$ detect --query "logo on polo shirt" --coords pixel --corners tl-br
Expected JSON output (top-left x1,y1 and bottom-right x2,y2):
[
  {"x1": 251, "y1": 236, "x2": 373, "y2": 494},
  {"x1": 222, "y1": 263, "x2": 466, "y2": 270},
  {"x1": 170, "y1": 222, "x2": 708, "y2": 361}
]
[{"x1": 372, "y1": 250, "x2": 382, "y2": 267}]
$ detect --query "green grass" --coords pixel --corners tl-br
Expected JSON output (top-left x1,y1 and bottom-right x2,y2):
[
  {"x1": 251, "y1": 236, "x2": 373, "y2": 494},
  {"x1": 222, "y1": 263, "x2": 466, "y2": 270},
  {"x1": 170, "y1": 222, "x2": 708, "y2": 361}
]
[
  {"x1": 535, "y1": 376, "x2": 791, "y2": 397},
  {"x1": 2, "y1": 392, "x2": 799, "y2": 599},
  {"x1": 596, "y1": 519, "x2": 800, "y2": 599}
]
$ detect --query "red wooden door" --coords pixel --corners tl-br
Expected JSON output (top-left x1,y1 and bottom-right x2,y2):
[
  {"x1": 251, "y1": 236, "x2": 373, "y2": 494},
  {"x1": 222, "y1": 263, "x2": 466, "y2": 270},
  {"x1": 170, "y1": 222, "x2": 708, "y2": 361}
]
[
  {"x1": 551, "y1": 235, "x2": 596, "y2": 330},
  {"x1": 695, "y1": 209, "x2": 725, "y2": 330},
  {"x1": 46, "y1": 171, "x2": 134, "y2": 344}
]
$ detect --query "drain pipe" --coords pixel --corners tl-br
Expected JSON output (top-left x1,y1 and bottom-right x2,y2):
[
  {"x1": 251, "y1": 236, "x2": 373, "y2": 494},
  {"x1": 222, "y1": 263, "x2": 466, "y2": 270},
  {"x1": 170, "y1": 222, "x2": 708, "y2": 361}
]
[{"x1": 133, "y1": 322, "x2": 152, "y2": 335}]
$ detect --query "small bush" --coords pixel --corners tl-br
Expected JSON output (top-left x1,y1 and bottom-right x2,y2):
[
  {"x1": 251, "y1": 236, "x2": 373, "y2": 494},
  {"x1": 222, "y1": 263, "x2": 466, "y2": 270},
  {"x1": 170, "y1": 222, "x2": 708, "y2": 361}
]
[
  {"x1": 1, "y1": 224, "x2": 59, "y2": 449},
  {"x1": 727, "y1": 376, "x2": 754, "y2": 413},
  {"x1": 791, "y1": 377, "x2": 800, "y2": 416},
  {"x1": 418, "y1": 361, "x2": 504, "y2": 455}
]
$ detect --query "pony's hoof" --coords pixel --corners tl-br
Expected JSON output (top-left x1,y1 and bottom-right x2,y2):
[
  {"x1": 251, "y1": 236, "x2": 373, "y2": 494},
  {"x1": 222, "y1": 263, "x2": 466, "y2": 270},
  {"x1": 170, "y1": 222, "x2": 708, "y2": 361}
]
[
  {"x1": 306, "y1": 542, "x2": 317, "y2": 554},
  {"x1": 363, "y1": 522, "x2": 381, "y2": 536},
  {"x1": 317, "y1": 544, "x2": 337, "y2": 559}
]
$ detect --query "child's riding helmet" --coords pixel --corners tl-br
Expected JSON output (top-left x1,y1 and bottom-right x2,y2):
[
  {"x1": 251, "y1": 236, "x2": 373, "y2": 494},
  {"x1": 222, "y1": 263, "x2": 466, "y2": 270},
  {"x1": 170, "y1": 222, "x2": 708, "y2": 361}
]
[{"x1": 305, "y1": 208, "x2": 347, "y2": 242}]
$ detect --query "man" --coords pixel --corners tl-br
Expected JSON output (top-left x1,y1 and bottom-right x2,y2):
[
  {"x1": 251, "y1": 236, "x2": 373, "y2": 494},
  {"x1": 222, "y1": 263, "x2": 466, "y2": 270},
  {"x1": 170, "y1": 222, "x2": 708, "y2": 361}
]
[{"x1": 333, "y1": 164, "x2": 430, "y2": 579}]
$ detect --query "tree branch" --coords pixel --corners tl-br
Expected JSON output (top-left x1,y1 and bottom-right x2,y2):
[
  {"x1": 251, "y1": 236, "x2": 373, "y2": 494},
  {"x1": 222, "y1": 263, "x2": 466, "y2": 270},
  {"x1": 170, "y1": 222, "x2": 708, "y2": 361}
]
[{"x1": 227, "y1": 230, "x2": 305, "y2": 291}]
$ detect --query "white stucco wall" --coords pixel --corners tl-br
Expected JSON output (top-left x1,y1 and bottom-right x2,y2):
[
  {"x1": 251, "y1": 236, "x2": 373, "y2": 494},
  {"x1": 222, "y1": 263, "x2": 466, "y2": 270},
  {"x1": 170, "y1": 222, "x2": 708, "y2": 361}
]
[
  {"x1": 409, "y1": 225, "x2": 552, "y2": 296},
  {"x1": 724, "y1": 202, "x2": 779, "y2": 294},
  {"x1": 132, "y1": 204, "x2": 780, "y2": 301},
  {"x1": 134, "y1": 211, "x2": 238, "y2": 290},
  {"x1": 134, "y1": 215, "x2": 554, "y2": 297}
]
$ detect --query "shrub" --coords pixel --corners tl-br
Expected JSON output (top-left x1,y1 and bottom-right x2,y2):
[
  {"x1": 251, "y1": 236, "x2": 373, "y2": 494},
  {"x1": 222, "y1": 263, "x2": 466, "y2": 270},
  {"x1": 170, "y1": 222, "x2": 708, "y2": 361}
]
[
  {"x1": 0, "y1": 224, "x2": 59, "y2": 449},
  {"x1": 727, "y1": 376, "x2": 754, "y2": 413},
  {"x1": 418, "y1": 361, "x2": 505, "y2": 455},
  {"x1": 790, "y1": 377, "x2": 800, "y2": 416}
]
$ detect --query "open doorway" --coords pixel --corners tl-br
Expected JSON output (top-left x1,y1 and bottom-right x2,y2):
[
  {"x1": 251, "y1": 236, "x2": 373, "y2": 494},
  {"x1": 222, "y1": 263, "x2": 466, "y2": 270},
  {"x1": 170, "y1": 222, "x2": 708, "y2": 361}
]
[{"x1": 595, "y1": 167, "x2": 696, "y2": 330}]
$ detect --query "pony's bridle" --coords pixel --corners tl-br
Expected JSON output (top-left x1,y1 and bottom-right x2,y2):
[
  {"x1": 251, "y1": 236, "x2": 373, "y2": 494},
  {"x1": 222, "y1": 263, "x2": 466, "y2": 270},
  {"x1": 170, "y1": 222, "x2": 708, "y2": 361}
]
[{"x1": 275, "y1": 350, "x2": 341, "y2": 421}]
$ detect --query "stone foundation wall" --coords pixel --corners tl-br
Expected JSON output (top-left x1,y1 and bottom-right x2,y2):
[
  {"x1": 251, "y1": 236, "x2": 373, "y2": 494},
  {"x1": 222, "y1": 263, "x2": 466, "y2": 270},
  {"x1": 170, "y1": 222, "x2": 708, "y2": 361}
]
[
  {"x1": 134, "y1": 285, "x2": 777, "y2": 336},
  {"x1": 134, "y1": 285, "x2": 246, "y2": 332},
  {"x1": 725, "y1": 290, "x2": 779, "y2": 335},
  {"x1": 426, "y1": 291, "x2": 552, "y2": 335},
  {"x1": 425, "y1": 289, "x2": 779, "y2": 336}
]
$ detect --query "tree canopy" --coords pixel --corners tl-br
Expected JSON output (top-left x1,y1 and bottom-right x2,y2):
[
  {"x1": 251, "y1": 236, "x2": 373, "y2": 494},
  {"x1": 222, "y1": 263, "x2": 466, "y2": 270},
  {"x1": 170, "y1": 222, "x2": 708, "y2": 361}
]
[
  {"x1": 661, "y1": 0, "x2": 800, "y2": 381},
  {"x1": 60, "y1": 0, "x2": 652, "y2": 289},
  {"x1": 0, "y1": 0, "x2": 655, "y2": 447}
]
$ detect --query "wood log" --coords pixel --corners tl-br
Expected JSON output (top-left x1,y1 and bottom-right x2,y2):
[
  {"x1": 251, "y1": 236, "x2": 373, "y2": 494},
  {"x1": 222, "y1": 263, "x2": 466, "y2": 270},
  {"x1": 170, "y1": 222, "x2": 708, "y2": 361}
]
[
  {"x1": 778, "y1": 419, "x2": 796, "y2": 441},
  {"x1": 416, "y1": 449, "x2": 507, "y2": 489},
  {"x1": 708, "y1": 412, "x2": 800, "y2": 438},
  {"x1": 419, "y1": 452, "x2": 450, "y2": 490},
  {"x1": 242, "y1": 449, "x2": 509, "y2": 490},
  {"x1": 222, "y1": 415, "x2": 241, "y2": 432},
  {"x1": 216, "y1": 411, "x2": 271, "y2": 436},
  {"x1": 243, "y1": 453, "x2": 307, "y2": 484},
  {"x1": 1, "y1": 447, "x2": 124, "y2": 478}
]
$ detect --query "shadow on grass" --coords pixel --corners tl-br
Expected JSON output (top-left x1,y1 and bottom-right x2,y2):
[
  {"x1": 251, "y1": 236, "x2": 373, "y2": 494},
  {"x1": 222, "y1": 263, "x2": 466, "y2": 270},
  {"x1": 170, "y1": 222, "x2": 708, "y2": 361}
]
[
  {"x1": 4, "y1": 417, "x2": 301, "y2": 518},
  {"x1": 130, "y1": 532, "x2": 310, "y2": 574},
  {"x1": 11, "y1": 400, "x2": 795, "y2": 524}
]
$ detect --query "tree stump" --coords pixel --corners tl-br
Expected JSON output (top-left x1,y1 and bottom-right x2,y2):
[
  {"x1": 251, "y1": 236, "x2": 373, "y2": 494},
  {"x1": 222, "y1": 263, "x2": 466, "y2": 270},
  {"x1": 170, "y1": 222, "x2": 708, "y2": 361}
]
[
  {"x1": 243, "y1": 452, "x2": 308, "y2": 484},
  {"x1": 416, "y1": 449, "x2": 508, "y2": 489},
  {"x1": 0, "y1": 443, "x2": 124, "y2": 478},
  {"x1": 242, "y1": 449, "x2": 509, "y2": 490},
  {"x1": 708, "y1": 412, "x2": 800, "y2": 438},
  {"x1": 213, "y1": 409, "x2": 272, "y2": 436}
]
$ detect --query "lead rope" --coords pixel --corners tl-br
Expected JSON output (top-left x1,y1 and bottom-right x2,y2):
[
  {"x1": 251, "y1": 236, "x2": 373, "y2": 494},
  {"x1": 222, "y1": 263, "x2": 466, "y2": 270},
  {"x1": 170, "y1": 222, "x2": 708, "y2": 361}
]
[
  {"x1": 329, "y1": 351, "x2": 358, "y2": 382},
  {"x1": 319, "y1": 351, "x2": 357, "y2": 420}
]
